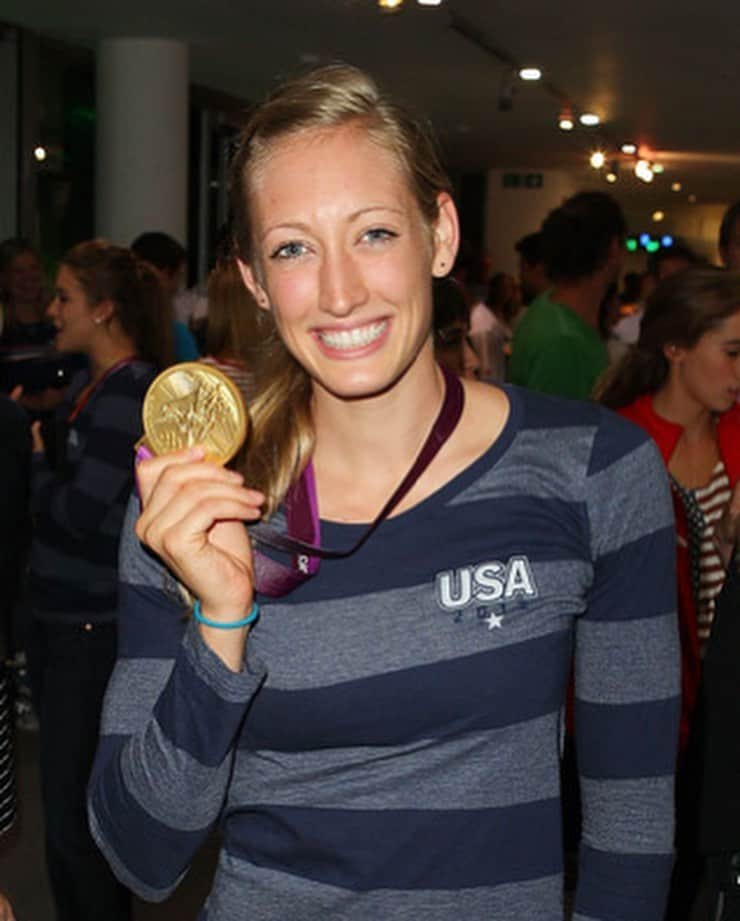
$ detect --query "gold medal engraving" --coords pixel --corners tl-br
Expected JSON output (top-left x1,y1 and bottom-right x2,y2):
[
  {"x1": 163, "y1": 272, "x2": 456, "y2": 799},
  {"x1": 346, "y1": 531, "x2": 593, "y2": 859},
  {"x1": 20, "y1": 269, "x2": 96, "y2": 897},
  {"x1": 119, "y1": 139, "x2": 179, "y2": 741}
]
[{"x1": 141, "y1": 362, "x2": 248, "y2": 464}]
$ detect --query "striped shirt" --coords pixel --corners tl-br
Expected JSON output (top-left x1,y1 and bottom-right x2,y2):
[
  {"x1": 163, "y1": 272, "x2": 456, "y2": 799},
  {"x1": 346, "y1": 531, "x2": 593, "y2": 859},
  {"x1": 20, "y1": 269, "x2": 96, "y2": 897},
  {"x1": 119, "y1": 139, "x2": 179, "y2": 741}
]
[
  {"x1": 671, "y1": 460, "x2": 732, "y2": 650},
  {"x1": 0, "y1": 666, "x2": 15, "y2": 836},
  {"x1": 89, "y1": 386, "x2": 680, "y2": 921},
  {"x1": 30, "y1": 360, "x2": 156, "y2": 620}
]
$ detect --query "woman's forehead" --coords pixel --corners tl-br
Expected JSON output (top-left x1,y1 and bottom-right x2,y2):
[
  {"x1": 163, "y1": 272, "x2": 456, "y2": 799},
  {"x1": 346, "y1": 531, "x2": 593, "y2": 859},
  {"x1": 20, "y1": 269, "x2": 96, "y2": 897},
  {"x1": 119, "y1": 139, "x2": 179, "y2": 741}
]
[{"x1": 249, "y1": 122, "x2": 409, "y2": 200}]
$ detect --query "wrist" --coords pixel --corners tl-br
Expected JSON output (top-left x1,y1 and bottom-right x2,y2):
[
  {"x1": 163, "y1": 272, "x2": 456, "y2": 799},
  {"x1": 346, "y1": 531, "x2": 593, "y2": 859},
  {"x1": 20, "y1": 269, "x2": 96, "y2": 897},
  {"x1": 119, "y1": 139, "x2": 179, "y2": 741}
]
[{"x1": 193, "y1": 599, "x2": 259, "y2": 630}]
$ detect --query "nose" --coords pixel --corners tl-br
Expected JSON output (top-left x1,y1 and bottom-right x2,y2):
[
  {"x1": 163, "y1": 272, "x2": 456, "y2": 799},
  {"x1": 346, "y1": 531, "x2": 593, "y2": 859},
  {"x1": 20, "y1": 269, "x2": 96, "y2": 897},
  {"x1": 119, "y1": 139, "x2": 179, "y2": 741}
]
[
  {"x1": 47, "y1": 297, "x2": 58, "y2": 320},
  {"x1": 318, "y1": 245, "x2": 368, "y2": 317}
]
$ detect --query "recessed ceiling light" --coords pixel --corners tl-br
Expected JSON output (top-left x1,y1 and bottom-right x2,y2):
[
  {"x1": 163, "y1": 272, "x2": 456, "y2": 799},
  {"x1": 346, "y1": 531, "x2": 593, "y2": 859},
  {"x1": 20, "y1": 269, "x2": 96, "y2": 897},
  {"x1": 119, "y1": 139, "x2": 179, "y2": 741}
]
[
  {"x1": 33, "y1": 146, "x2": 47, "y2": 162},
  {"x1": 688, "y1": 194, "x2": 697, "y2": 203},
  {"x1": 671, "y1": 181, "x2": 682, "y2": 192},
  {"x1": 417, "y1": 0, "x2": 443, "y2": 5},
  {"x1": 378, "y1": 0, "x2": 403, "y2": 9},
  {"x1": 590, "y1": 151, "x2": 606, "y2": 169},
  {"x1": 558, "y1": 116, "x2": 574, "y2": 131},
  {"x1": 519, "y1": 67, "x2": 542, "y2": 81},
  {"x1": 621, "y1": 143, "x2": 637, "y2": 155},
  {"x1": 652, "y1": 210, "x2": 665, "y2": 222},
  {"x1": 605, "y1": 172, "x2": 617, "y2": 183},
  {"x1": 579, "y1": 112, "x2": 600, "y2": 127}
]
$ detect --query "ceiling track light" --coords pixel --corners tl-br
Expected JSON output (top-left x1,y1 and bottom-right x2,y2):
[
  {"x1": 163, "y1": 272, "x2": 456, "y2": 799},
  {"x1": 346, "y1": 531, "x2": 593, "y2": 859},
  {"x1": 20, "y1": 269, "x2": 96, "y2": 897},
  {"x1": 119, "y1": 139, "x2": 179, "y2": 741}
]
[
  {"x1": 378, "y1": 0, "x2": 404, "y2": 10},
  {"x1": 621, "y1": 142, "x2": 637, "y2": 155},
  {"x1": 579, "y1": 112, "x2": 600, "y2": 127},
  {"x1": 519, "y1": 67, "x2": 542, "y2": 81},
  {"x1": 558, "y1": 108, "x2": 574, "y2": 131}
]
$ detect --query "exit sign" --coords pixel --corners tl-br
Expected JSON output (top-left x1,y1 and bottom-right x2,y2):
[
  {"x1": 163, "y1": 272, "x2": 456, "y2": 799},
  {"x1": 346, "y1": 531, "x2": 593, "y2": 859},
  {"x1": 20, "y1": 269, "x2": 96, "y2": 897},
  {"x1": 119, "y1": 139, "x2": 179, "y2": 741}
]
[{"x1": 502, "y1": 172, "x2": 543, "y2": 189}]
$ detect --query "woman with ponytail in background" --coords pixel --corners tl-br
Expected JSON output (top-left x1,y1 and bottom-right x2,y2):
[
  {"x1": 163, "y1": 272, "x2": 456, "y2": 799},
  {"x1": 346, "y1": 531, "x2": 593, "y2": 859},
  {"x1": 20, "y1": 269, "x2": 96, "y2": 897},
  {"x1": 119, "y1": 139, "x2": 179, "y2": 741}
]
[
  {"x1": 597, "y1": 267, "x2": 740, "y2": 921},
  {"x1": 27, "y1": 240, "x2": 172, "y2": 921}
]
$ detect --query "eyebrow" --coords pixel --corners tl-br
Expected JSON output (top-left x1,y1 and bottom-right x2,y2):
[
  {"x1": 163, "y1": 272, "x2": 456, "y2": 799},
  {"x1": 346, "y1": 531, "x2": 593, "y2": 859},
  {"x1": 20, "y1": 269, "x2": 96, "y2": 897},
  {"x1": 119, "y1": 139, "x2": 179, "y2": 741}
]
[{"x1": 260, "y1": 206, "x2": 407, "y2": 242}]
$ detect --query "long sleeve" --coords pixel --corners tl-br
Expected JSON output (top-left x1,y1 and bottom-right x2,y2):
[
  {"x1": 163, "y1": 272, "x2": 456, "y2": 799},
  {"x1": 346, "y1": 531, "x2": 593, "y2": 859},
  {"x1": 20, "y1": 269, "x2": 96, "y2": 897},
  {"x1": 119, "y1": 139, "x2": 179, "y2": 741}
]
[
  {"x1": 573, "y1": 414, "x2": 680, "y2": 921},
  {"x1": 88, "y1": 497, "x2": 267, "y2": 901}
]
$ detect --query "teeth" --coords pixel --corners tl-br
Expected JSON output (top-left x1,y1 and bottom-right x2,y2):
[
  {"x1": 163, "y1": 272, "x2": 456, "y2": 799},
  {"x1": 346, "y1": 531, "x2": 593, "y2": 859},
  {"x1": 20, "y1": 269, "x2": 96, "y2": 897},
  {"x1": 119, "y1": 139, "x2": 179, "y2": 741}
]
[{"x1": 319, "y1": 321, "x2": 386, "y2": 350}]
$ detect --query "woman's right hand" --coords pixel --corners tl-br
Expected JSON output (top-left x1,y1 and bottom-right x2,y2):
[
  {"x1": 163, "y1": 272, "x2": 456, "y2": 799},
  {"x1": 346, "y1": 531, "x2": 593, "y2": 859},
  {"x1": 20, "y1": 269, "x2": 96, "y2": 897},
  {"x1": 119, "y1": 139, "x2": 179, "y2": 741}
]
[{"x1": 135, "y1": 447, "x2": 265, "y2": 629}]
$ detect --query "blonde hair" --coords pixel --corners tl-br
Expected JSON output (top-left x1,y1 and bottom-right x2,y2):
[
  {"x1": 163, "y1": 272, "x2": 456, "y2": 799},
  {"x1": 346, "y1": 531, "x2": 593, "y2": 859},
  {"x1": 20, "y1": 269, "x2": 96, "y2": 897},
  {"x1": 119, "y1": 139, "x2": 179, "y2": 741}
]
[{"x1": 230, "y1": 63, "x2": 453, "y2": 516}]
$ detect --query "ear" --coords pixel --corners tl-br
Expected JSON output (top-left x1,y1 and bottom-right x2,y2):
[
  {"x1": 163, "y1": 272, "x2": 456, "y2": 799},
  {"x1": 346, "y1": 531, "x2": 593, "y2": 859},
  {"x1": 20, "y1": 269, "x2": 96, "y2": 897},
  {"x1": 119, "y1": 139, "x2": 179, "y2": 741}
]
[
  {"x1": 236, "y1": 258, "x2": 270, "y2": 311},
  {"x1": 662, "y1": 343, "x2": 685, "y2": 364},
  {"x1": 92, "y1": 299, "x2": 115, "y2": 326},
  {"x1": 431, "y1": 193, "x2": 460, "y2": 278}
]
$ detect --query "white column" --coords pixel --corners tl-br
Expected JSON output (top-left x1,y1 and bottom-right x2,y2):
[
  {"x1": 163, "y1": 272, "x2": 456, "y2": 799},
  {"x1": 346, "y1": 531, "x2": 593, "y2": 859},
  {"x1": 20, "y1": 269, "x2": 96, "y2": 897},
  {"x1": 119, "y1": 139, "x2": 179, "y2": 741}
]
[{"x1": 96, "y1": 38, "x2": 188, "y2": 246}]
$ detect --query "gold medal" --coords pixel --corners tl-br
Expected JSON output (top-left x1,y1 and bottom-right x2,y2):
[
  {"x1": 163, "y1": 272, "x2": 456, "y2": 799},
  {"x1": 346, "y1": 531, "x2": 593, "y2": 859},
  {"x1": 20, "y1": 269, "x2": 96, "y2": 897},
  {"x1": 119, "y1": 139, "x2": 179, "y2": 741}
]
[{"x1": 141, "y1": 362, "x2": 248, "y2": 465}]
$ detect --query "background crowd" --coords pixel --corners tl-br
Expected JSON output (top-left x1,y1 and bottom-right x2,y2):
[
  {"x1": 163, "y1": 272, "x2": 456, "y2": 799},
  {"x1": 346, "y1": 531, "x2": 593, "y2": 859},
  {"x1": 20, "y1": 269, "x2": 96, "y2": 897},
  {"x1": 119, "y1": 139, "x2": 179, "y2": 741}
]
[{"x1": 2, "y1": 166, "x2": 740, "y2": 921}]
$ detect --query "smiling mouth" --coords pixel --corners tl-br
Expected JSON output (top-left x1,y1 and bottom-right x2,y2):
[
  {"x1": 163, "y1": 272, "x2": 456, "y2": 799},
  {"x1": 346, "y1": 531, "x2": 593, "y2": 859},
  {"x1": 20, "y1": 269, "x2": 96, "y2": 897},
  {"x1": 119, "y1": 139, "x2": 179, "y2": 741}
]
[{"x1": 316, "y1": 320, "x2": 388, "y2": 351}]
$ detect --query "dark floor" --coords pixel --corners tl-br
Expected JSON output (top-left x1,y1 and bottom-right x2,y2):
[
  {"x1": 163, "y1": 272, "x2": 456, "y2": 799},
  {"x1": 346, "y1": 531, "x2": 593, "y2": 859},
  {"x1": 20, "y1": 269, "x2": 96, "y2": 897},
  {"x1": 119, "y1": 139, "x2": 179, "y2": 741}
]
[{"x1": 0, "y1": 727, "x2": 218, "y2": 920}]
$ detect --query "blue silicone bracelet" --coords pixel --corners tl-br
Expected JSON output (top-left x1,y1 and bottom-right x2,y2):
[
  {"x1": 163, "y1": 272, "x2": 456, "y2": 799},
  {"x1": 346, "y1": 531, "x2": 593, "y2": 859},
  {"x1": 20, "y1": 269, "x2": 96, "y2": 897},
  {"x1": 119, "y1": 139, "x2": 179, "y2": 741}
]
[{"x1": 192, "y1": 599, "x2": 259, "y2": 629}]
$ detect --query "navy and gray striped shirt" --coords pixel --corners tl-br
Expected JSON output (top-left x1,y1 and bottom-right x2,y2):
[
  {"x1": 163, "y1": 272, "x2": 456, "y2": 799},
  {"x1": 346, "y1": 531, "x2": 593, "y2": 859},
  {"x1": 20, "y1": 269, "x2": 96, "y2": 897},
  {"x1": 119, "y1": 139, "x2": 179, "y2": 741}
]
[
  {"x1": 90, "y1": 385, "x2": 680, "y2": 920},
  {"x1": 30, "y1": 360, "x2": 156, "y2": 620}
]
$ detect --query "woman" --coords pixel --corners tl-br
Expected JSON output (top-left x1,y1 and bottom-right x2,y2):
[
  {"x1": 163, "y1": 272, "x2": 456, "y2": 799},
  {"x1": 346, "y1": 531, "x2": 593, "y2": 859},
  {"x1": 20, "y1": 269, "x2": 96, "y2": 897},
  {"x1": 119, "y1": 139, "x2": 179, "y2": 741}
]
[
  {"x1": 90, "y1": 65, "x2": 679, "y2": 921},
  {"x1": 0, "y1": 238, "x2": 53, "y2": 348},
  {"x1": 28, "y1": 240, "x2": 171, "y2": 921},
  {"x1": 596, "y1": 267, "x2": 740, "y2": 921}
]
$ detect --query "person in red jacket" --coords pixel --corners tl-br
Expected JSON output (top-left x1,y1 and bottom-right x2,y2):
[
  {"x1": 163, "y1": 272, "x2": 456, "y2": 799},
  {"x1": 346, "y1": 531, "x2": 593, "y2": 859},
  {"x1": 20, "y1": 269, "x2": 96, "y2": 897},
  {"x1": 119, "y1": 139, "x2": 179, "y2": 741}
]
[{"x1": 596, "y1": 266, "x2": 740, "y2": 921}]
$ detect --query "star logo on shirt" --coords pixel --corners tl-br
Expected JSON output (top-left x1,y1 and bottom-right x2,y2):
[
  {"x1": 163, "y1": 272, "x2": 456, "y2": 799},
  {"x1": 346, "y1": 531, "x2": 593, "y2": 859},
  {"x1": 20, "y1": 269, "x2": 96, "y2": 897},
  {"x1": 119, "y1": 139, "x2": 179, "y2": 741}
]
[{"x1": 484, "y1": 611, "x2": 504, "y2": 630}]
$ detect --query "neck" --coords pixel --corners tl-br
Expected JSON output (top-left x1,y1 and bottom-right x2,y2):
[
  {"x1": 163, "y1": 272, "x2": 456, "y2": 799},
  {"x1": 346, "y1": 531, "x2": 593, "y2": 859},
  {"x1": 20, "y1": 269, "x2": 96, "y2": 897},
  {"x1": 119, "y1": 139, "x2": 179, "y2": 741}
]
[
  {"x1": 551, "y1": 275, "x2": 609, "y2": 329},
  {"x1": 88, "y1": 333, "x2": 138, "y2": 384},
  {"x1": 652, "y1": 382, "x2": 714, "y2": 439},
  {"x1": 312, "y1": 348, "x2": 445, "y2": 482}
]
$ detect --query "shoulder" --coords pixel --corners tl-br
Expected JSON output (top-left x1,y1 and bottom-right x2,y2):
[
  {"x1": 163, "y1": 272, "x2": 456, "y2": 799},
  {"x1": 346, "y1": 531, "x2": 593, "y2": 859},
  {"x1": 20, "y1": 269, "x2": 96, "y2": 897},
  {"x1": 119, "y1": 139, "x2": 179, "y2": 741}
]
[
  {"x1": 102, "y1": 361, "x2": 157, "y2": 400},
  {"x1": 512, "y1": 293, "x2": 552, "y2": 335},
  {"x1": 173, "y1": 322, "x2": 200, "y2": 361},
  {"x1": 506, "y1": 385, "x2": 653, "y2": 470}
]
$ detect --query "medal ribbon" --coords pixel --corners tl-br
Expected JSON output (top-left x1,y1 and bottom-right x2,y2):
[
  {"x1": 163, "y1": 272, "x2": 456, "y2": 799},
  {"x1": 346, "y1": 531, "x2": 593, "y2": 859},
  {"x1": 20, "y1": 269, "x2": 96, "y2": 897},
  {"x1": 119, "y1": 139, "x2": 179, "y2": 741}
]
[
  {"x1": 251, "y1": 364, "x2": 465, "y2": 596},
  {"x1": 67, "y1": 356, "x2": 139, "y2": 424}
]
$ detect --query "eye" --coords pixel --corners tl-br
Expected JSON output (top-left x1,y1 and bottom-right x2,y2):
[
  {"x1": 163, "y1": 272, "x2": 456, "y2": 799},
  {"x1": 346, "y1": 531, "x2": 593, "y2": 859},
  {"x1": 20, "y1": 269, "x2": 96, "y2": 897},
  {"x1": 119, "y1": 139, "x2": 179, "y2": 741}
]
[
  {"x1": 270, "y1": 241, "x2": 308, "y2": 261},
  {"x1": 361, "y1": 227, "x2": 398, "y2": 245}
]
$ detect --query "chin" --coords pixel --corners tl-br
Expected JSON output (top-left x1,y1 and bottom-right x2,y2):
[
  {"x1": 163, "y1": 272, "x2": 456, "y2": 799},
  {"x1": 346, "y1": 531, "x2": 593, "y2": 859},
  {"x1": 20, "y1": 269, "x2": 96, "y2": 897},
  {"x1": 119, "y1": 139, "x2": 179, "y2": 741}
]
[{"x1": 315, "y1": 364, "x2": 403, "y2": 401}]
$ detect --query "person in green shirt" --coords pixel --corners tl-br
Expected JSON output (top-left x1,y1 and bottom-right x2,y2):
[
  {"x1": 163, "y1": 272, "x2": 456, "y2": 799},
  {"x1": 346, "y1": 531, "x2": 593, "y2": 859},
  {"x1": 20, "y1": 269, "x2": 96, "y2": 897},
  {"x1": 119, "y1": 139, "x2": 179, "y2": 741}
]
[{"x1": 509, "y1": 191, "x2": 626, "y2": 400}]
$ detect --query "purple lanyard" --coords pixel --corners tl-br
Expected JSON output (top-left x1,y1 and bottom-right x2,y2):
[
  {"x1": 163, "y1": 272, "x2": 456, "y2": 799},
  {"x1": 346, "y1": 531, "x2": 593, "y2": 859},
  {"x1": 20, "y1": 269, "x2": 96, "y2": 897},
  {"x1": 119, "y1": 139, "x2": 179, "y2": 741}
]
[{"x1": 252, "y1": 364, "x2": 465, "y2": 597}]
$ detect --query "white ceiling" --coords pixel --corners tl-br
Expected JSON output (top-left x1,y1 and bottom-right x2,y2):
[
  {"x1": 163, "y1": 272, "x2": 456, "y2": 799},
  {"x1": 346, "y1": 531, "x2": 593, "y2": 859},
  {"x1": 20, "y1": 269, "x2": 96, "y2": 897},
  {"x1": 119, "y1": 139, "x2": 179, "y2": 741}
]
[{"x1": 4, "y1": 0, "x2": 740, "y2": 229}]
